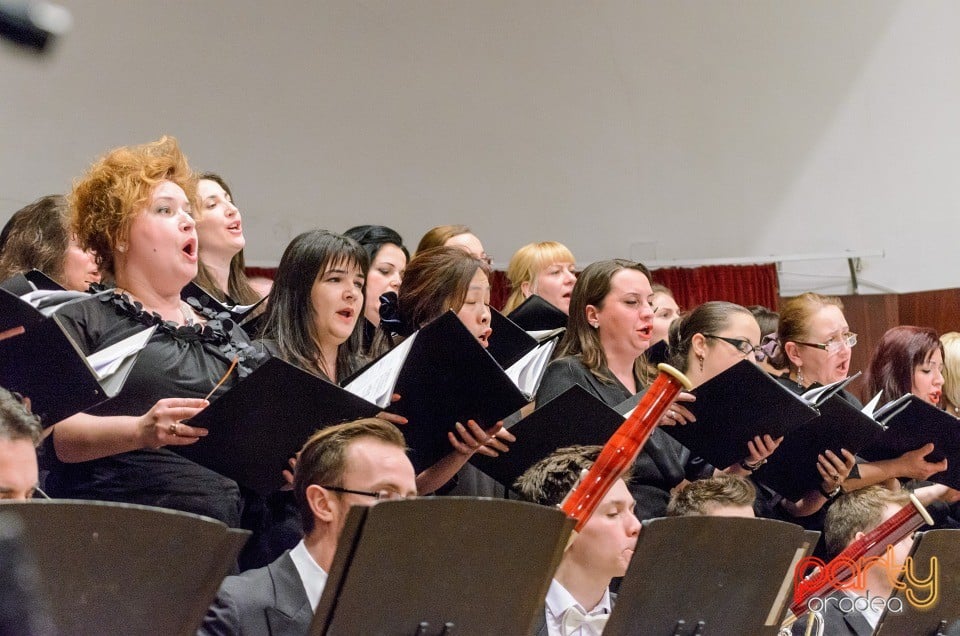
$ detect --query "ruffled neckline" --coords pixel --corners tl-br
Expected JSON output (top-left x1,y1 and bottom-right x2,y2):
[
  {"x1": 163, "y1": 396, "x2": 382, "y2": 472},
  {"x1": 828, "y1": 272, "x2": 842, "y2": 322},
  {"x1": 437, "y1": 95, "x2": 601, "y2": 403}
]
[{"x1": 94, "y1": 284, "x2": 262, "y2": 377}]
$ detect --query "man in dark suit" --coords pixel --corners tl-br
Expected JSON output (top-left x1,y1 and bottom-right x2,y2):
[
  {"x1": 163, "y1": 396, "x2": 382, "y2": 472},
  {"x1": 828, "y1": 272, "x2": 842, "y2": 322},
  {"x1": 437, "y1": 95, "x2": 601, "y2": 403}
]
[
  {"x1": 513, "y1": 445, "x2": 640, "y2": 636},
  {"x1": 199, "y1": 417, "x2": 417, "y2": 636},
  {"x1": 791, "y1": 486, "x2": 915, "y2": 636}
]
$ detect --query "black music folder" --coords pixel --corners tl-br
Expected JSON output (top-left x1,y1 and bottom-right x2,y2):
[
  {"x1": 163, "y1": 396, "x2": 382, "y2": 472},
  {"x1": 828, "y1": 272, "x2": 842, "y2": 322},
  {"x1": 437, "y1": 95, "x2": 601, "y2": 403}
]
[
  {"x1": 0, "y1": 283, "x2": 99, "y2": 334},
  {"x1": 185, "y1": 357, "x2": 381, "y2": 495},
  {"x1": 0, "y1": 315, "x2": 154, "y2": 426},
  {"x1": 860, "y1": 395, "x2": 960, "y2": 489},
  {"x1": 604, "y1": 516, "x2": 815, "y2": 636},
  {"x1": 876, "y1": 529, "x2": 959, "y2": 636},
  {"x1": 181, "y1": 281, "x2": 266, "y2": 336},
  {"x1": 755, "y1": 395, "x2": 884, "y2": 500},
  {"x1": 0, "y1": 500, "x2": 249, "y2": 636},
  {"x1": 487, "y1": 307, "x2": 539, "y2": 369},
  {"x1": 506, "y1": 293, "x2": 568, "y2": 331},
  {"x1": 470, "y1": 384, "x2": 625, "y2": 490},
  {"x1": 0, "y1": 269, "x2": 64, "y2": 295},
  {"x1": 666, "y1": 360, "x2": 821, "y2": 470},
  {"x1": 310, "y1": 498, "x2": 573, "y2": 635},
  {"x1": 644, "y1": 339, "x2": 670, "y2": 365},
  {"x1": 342, "y1": 311, "x2": 529, "y2": 472}
]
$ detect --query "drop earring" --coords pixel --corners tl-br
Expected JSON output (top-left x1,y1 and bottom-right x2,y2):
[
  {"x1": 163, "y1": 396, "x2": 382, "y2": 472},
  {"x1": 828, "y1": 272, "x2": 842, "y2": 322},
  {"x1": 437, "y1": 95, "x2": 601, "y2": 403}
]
[
  {"x1": 796, "y1": 368, "x2": 805, "y2": 390},
  {"x1": 697, "y1": 354, "x2": 704, "y2": 372}
]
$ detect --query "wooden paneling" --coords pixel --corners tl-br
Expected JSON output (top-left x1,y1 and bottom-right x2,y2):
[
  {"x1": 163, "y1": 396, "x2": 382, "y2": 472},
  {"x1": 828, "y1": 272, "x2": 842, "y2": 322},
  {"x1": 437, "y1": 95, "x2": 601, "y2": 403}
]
[{"x1": 898, "y1": 289, "x2": 960, "y2": 336}]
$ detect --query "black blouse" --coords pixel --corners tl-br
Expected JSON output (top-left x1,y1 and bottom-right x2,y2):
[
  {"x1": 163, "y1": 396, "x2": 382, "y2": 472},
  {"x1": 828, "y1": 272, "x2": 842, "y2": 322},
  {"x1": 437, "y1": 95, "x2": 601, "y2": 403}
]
[
  {"x1": 536, "y1": 356, "x2": 712, "y2": 520},
  {"x1": 42, "y1": 290, "x2": 264, "y2": 525}
]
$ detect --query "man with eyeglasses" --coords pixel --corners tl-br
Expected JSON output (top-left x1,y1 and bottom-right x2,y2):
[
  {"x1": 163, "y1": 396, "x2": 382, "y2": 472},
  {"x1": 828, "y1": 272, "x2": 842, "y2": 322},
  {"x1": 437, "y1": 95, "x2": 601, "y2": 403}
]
[
  {"x1": 0, "y1": 387, "x2": 41, "y2": 501},
  {"x1": 200, "y1": 417, "x2": 417, "y2": 636}
]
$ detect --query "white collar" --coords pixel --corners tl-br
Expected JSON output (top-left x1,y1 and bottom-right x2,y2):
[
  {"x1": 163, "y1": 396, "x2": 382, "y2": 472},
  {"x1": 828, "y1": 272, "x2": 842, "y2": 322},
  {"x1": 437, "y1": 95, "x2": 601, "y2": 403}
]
[
  {"x1": 545, "y1": 579, "x2": 611, "y2": 635},
  {"x1": 289, "y1": 539, "x2": 328, "y2": 610}
]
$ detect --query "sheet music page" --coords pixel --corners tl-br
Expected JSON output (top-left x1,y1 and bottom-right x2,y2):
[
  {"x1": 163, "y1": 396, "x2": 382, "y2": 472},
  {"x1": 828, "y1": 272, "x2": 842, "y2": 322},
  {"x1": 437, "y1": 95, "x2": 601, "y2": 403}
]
[
  {"x1": 343, "y1": 332, "x2": 418, "y2": 408},
  {"x1": 505, "y1": 339, "x2": 557, "y2": 397},
  {"x1": 800, "y1": 371, "x2": 860, "y2": 405},
  {"x1": 87, "y1": 326, "x2": 157, "y2": 379},
  {"x1": 20, "y1": 289, "x2": 91, "y2": 315}
]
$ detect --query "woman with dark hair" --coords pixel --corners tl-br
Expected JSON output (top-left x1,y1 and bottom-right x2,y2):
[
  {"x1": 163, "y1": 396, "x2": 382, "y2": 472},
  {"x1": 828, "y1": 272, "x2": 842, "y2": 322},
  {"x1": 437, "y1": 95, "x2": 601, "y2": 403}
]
[
  {"x1": 45, "y1": 137, "x2": 256, "y2": 525},
  {"x1": 343, "y1": 224, "x2": 408, "y2": 351},
  {"x1": 376, "y1": 245, "x2": 513, "y2": 495},
  {"x1": 191, "y1": 173, "x2": 262, "y2": 305},
  {"x1": 0, "y1": 194, "x2": 101, "y2": 290},
  {"x1": 865, "y1": 326, "x2": 960, "y2": 511},
  {"x1": 668, "y1": 301, "x2": 853, "y2": 517},
  {"x1": 258, "y1": 229, "x2": 368, "y2": 384},
  {"x1": 866, "y1": 326, "x2": 945, "y2": 408},
  {"x1": 534, "y1": 259, "x2": 701, "y2": 520}
]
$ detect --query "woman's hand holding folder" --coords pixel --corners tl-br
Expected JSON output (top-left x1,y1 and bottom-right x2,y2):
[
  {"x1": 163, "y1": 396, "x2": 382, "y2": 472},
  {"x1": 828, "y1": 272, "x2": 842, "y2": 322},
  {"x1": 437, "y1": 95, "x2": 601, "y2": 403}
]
[
  {"x1": 658, "y1": 391, "x2": 696, "y2": 426},
  {"x1": 138, "y1": 397, "x2": 209, "y2": 449}
]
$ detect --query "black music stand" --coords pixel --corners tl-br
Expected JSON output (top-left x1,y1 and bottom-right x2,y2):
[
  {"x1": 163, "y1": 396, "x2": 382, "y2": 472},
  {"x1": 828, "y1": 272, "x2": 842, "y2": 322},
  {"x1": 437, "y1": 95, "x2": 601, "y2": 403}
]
[
  {"x1": 310, "y1": 498, "x2": 573, "y2": 635},
  {"x1": 0, "y1": 511, "x2": 55, "y2": 635},
  {"x1": 876, "y1": 529, "x2": 960, "y2": 636},
  {"x1": 603, "y1": 516, "x2": 817, "y2": 636},
  {"x1": 0, "y1": 500, "x2": 249, "y2": 636}
]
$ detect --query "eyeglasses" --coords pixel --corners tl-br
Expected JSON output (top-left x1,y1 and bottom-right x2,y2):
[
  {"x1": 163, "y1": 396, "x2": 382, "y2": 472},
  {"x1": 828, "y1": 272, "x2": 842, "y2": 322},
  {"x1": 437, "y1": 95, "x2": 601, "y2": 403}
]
[
  {"x1": 703, "y1": 334, "x2": 760, "y2": 357},
  {"x1": 321, "y1": 485, "x2": 412, "y2": 501},
  {"x1": 793, "y1": 332, "x2": 857, "y2": 354}
]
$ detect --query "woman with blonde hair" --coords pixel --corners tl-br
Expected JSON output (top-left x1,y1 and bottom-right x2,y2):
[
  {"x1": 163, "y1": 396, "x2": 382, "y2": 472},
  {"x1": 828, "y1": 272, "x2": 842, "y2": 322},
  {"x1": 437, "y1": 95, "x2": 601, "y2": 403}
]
[
  {"x1": 941, "y1": 332, "x2": 960, "y2": 418},
  {"x1": 502, "y1": 241, "x2": 576, "y2": 315}
]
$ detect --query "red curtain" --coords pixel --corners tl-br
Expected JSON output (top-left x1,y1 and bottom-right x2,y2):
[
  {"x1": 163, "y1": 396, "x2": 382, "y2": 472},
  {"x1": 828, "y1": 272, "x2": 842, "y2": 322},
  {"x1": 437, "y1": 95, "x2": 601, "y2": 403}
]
[
  {"x1": 245, "y1": 266, "x2": 277, "y2": 280},
  {"x1": 651, "y1": 263, "x2": 780, "y2": 311}
]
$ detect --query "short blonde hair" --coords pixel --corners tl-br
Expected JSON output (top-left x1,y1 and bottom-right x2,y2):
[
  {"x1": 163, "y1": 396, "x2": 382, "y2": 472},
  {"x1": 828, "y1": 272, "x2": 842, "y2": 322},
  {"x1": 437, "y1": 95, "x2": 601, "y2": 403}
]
[
  {"x1": 503, "y1": 241, "x2": 576, "y2": 314},
  {"x1": 941, "y1": 332, "x2": 960, "y2": 411},
  {"x1": 70, "y1": 136, "x2": 196, "y2": 276}
]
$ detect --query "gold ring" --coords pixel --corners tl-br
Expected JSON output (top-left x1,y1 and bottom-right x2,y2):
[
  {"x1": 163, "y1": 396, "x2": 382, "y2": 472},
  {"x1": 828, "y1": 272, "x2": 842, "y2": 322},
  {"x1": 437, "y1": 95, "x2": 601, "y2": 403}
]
[{"x1": 169, "y1": 423, "x2": 178, "y2": 436}]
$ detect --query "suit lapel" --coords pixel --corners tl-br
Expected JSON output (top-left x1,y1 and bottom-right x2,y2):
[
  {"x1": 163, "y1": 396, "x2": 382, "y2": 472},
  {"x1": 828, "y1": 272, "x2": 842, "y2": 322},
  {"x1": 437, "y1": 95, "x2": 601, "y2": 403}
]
[
  {"x1": 264, "y1": 552, "x2": 313, "y2": 636},
  {"x1": 842, "y1": 610, "x2": 875, "y2": 636}
]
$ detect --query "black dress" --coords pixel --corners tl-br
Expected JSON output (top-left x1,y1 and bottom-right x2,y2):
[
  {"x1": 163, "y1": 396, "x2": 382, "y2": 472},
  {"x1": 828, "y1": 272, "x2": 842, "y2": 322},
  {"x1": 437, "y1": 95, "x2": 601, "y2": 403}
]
[
  {"x1": 536, "y1": 356, "x2": 713, "y2": 520},
  {"x1": 41, "y1": 290, "x2": 263, "y2": 526}
]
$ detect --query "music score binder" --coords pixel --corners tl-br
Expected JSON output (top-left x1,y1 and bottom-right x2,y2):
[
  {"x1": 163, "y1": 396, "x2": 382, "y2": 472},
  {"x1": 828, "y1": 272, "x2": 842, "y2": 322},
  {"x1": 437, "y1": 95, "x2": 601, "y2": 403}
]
[
  {"x1": 755, "y1": 394, "x2": 884, "y2": 500},
  {"x1": 343, "y1": 311, "x2": 529, "y2": 472},
  {"x1": 667, "y1": 360, "x2": 821, "y2": 470},
  {"x1": 506, "y1": 293, "x2": 568, "y2": 331},
  {"x1": 310, "y1": 498, "x2": 573, "y2": 635},
  {"x1": 0, "y1": 282, "x2": 102, "y2": 334},
  {"x1": 470, "y1": 384, "x2": 625, "y2": 490},
  {"x1": 0, "y1": 315, "x2": 155, "y2": 426},
  {"x1": 487, "y1": 307, "x2": 539, "y2": 369},
  {"x1": 860, "y1": 395, "x2": 960, "y2": 489},
  {"x1": 1, "y1": 500, "x2": 249, "y2": 636},
  {"x1": 875, "y1": 529, "x2": 959, "y2": 635},
  {"x1": 0, "y1": 268, "x2": 64, "y2": 295},
  {"x1": 644, "y1": 339, "x2": 669, "y2": 365},
  {"x1": 603, "y1": 516, "x2": 814, "y2": 636},
  {"x1": 185, "y1": 356, "x2": 381, "y2": 495}
]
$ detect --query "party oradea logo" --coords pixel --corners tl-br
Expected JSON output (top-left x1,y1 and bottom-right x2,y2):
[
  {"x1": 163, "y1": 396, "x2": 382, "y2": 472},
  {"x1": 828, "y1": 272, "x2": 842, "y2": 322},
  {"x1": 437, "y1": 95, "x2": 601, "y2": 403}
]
[{"x1": 793, "y1": 544, "x2": 939, "y2": 616}]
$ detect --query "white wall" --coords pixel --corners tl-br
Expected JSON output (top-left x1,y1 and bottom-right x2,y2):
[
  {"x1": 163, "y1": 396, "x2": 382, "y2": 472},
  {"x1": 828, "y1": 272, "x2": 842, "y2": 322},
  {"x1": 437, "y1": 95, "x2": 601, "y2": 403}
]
[{"x1": 2, "y1": 1, "x2": 958, "y2": 296}]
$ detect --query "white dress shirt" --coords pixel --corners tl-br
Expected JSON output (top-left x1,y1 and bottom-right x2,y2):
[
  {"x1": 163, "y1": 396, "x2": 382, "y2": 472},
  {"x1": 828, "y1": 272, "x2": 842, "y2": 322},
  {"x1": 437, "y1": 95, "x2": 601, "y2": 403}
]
[
  {"x1": 288, "y1": 539, "x2": 329, "y2": 610},
  {"x1": 544, "y1": 578, "x2": 611, "y2": 636}
]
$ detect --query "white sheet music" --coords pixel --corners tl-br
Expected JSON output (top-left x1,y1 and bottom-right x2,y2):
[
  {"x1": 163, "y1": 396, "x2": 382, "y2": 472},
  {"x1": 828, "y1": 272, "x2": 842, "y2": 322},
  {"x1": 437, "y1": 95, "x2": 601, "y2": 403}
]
[
  {"x1": 87, "y1": 326, "x2": 157, "y2": 380},
  {"x1": 19, "y1": 289, "x2": 92, "y2": 316},
  {"x1": 343, "y1": 332, "x2": 419, "y2": 408},
  {"x1": 505, "y1": 339, "x2": 557, "y2": 398}
]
